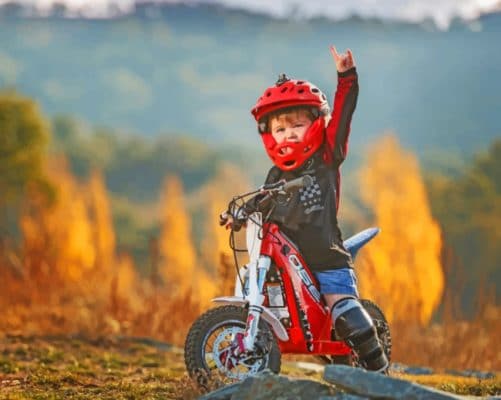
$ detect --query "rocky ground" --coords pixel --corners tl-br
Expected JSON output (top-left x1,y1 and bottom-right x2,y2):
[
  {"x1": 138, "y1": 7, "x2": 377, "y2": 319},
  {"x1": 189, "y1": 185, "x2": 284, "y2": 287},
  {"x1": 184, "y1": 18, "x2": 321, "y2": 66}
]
[{"x1": 0, "y1": 335, "x2": 499, "y2": 399}]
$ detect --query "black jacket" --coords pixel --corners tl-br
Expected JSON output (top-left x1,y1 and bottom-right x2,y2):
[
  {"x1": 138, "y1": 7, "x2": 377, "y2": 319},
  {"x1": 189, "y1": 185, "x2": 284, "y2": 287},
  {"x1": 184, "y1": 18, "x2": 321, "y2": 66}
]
[{"x1": 250, "y1": 68, "x2": 359, "y2": 272}]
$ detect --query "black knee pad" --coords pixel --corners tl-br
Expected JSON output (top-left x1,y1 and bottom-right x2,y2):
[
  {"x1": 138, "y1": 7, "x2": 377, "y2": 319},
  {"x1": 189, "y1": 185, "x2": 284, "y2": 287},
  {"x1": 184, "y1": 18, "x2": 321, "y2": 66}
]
[{"x1": 332, "y1": 298, "x2": 388, "y2": 372}]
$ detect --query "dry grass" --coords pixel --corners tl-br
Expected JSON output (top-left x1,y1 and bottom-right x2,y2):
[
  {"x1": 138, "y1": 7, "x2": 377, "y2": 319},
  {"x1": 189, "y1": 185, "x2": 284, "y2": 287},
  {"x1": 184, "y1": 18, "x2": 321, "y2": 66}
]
[
  {"x1": 1, "y1": 259, "x2": 500, "y2": 373},
  {"x1": 0, "y1": 268, "x2": 202, "y2": 347},
  {"x1": 391, "y1": 303, "x2": 500, "y2": 371},
  {"x1": 0, "y1": 335, "x2": 499, "y2": 399},
  {"x1": 0, "y1": 335, "x2": 200, "y2": 400}
]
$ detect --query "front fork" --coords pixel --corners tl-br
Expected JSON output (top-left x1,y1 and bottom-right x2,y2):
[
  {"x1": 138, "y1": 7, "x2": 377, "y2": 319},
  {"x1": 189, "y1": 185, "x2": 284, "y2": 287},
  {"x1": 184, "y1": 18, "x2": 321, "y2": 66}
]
[{"x1": 242, "y1": 255, "x2": 271, "y2": 352}]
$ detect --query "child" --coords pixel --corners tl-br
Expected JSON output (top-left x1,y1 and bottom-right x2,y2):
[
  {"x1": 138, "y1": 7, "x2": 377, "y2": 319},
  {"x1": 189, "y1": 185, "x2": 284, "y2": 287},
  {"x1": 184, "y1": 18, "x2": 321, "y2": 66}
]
[{"x1": 231, "y1": 46, "x2": 388, "y2": 372}]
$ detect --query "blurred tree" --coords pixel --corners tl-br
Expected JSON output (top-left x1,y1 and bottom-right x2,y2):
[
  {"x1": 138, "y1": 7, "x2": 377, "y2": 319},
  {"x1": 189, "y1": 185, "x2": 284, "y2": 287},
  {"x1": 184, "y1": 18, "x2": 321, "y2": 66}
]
[
  {"x1": 49, "y1": 118, "x2": 225, "y2": 269},
  {"x1": 357, "y1": 134, "x2": 444, "y2": 325},
  {"x1": 51, "y1": 115, "x2": 116, "y2": 177},
  {"x1": 87, "y1": 170, "x2": 116, "y2": 272},
  {"x1": 158, "y1": 175, "x2": 196, "y2": 295},
  {"x1": 51, "y1": 118, "x2": 219, "y2": 202},
  {"x1": 0, "y1": 91, "x2": 52, "y2": 236},
  {"x1": 52, "y1": 115, "x2": 80, "y2": 144},
  {"x1": 427, "y1": 138, "x2": 501, "y2": 313},
  {"x1": 197, "y1": 163, "x2": 249, "y2": 298},
  {"x1": 20, "y1": 157, "x2": 96, "y2": 285}
]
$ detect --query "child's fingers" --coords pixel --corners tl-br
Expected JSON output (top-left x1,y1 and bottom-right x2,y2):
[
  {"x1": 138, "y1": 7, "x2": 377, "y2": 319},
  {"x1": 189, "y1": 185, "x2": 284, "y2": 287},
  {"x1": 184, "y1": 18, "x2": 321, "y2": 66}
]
[
  {"x1": 347, "y1": 49, "x2": 355, "y2": 65},
  {"x1": 329, "y1": 45, "x2": 340, "y2": 61}
]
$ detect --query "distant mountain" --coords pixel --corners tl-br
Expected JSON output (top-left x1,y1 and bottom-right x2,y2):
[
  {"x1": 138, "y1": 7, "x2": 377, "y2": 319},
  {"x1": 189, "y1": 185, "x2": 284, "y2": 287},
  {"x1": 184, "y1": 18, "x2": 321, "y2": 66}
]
[
  {"x1": 1, "y1": 0, "x2": 500, "y2": 28},
  {"x1": 0, "y1": 2, "x2": 500, "y2": 156}
]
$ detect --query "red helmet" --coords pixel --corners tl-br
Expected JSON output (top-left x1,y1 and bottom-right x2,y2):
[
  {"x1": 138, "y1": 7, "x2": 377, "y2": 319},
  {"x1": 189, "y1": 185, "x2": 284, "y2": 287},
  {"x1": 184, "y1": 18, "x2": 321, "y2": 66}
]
[{"x1": 251, "y1": 74, "x2": 330, "y2": 171}]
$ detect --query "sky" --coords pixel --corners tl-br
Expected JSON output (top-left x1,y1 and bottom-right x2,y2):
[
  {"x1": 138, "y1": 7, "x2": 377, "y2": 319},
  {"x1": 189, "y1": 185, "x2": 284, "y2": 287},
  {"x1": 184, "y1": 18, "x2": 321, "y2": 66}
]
[{"x1": 1, "y1": 0, "x2": 500, "y2": 29}]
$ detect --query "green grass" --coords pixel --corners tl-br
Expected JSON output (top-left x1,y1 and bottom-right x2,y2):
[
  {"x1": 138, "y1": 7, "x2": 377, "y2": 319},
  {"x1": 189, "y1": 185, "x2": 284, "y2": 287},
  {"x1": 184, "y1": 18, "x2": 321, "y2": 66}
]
[{"x1": 0, "y1": 336, "x2": 499, "y2": 399}]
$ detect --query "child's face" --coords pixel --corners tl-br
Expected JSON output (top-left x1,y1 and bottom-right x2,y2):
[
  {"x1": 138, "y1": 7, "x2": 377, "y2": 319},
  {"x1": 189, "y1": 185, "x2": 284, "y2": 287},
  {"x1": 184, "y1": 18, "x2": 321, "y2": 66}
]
[{"x1": 269, "y1": 110, "x2": 313, "y2": 145}]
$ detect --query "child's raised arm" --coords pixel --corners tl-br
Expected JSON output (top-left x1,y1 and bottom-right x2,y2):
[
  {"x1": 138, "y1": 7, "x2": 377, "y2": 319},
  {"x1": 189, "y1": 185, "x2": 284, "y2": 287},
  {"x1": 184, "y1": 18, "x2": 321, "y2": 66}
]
[
  {"x1": 325, "y1": 45, "x2": 359, "y2": 168},
  {"x1": 329, "y1": 45, "x2": 356, "y2": 73}
]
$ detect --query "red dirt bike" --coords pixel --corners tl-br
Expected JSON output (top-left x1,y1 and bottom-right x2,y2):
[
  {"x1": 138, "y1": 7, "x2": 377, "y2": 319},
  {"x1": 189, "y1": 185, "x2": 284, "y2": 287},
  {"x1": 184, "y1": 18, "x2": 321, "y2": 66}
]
[{"x1": 184, "y1": 176, "x2": 391, "y2": 386}]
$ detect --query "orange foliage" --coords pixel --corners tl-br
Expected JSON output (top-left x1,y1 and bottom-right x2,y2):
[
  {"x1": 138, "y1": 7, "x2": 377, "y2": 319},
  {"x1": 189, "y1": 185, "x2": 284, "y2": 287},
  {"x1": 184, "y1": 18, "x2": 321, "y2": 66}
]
[
  {"x1": 113, "y1": 253, "x2": 141, "y2": 307},
  {"x1": 158, "y1": 175, "x2": 197, "y2": 295},
  {"x1": 0, "y1": 159, "x2": 204, "y2": 344},
  {"x1": 1, "y1": 148, "x2": 500, "y2": 370},
  {"x1": 357, "y1": 134, "x2": 444, "y2": 325},
  {"x1": 87, "y1": 169, "x2": 116, "y2": 272},
  {"x1": 196, "y1": 163, "x2": 250, "y2": 298},
  {"x1": 20, "y1": 157, "x2": 97, "y2": 285}
]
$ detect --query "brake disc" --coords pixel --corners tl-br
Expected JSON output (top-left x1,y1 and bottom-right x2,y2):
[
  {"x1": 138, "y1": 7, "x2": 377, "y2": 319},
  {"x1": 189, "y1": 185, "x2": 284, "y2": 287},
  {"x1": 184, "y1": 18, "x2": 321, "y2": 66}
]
[{"x1": 211, "y1": 326, "x2": 266, "y2": 380}]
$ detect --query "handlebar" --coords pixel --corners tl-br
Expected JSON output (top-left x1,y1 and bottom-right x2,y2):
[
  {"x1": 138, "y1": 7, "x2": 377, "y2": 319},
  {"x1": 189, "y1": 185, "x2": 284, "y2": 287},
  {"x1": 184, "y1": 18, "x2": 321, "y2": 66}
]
[
  {"x1": 221, "y1": 175, "x2": 313, "y2": 231},
  {"x1": 281, "y1": 175, "x2": 313, "y2": 192},
  {"x1": 257, "y1": 174, "x2": 312, "y2": 212}
]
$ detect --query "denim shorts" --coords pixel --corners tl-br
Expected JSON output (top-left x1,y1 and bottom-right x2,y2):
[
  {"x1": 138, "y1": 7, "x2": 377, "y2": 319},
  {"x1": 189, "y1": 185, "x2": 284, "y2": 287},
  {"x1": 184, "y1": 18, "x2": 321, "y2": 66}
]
[{"x1": 313, "y1": 267, "x2": 359, "y2": 297}]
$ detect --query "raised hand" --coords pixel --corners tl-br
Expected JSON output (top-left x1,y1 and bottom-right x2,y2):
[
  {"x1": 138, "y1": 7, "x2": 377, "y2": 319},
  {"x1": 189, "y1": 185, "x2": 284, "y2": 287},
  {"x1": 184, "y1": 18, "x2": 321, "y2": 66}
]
[{"x1": 329, "y1": 45, "x2": 356, "y2": 73}]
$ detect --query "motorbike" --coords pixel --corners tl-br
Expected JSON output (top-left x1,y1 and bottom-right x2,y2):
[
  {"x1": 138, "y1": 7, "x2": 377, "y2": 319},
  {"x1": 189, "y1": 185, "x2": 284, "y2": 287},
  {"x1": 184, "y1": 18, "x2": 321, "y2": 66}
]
[{"x1": 184, "y1": 175, "x2": 391, "y2": 388}]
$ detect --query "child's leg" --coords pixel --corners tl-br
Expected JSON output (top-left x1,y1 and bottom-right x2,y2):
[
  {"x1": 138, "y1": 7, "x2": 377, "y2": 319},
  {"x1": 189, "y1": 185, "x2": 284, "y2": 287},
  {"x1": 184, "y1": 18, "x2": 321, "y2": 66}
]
[{"x1": 314, "y1": 268, "x2": 388, "y2": 372}]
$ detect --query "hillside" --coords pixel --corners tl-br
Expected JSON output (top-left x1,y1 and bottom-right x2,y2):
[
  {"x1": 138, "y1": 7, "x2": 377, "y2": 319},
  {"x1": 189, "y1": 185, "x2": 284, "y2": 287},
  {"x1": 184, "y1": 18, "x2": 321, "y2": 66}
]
[{"x1": 0, "y1": 3, "x2": 500, "y2": 157}]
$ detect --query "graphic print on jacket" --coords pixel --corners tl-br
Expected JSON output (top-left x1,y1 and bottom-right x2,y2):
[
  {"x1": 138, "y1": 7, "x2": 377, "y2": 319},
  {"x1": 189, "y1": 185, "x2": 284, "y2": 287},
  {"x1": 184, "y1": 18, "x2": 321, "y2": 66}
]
[{"x1": 299, "y1": 175, "x2": 323, "y2": 215}]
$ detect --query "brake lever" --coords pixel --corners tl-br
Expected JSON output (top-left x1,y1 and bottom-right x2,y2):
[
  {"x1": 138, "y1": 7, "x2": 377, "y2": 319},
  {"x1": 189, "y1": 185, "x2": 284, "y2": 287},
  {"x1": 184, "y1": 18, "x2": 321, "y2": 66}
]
[{"x1": 219, "y1": 211, "x2": 229, "y2": 226}]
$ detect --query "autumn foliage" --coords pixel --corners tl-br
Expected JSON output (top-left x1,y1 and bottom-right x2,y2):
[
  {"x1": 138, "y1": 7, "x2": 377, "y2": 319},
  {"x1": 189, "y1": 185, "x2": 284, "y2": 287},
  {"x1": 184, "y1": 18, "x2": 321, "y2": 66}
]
[
  {"x1": 357, "y1": 135, "x2": 444, "y2": 325},
  {"x1": 158, "y1": 175, "x2": 197, "y2": 295},
  {"x1": 0, "y1": 155, "x2": 243, "y2": 345},
  {"x1": 196, "y1": 163, "x2": 250, "y2": 296},
  {"x1": 0, "y1": 128, "x2": 499, "y2": 370}
]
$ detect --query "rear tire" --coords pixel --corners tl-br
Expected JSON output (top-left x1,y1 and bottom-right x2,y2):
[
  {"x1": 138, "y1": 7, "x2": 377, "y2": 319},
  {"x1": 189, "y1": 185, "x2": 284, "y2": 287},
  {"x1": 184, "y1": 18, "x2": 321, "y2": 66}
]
[
  {"x1": 358, "y1": 299, "x2": 392, "y2": 371},
  {"x1": 184, "y1": 305, "x2": 281, "y2": 390}
]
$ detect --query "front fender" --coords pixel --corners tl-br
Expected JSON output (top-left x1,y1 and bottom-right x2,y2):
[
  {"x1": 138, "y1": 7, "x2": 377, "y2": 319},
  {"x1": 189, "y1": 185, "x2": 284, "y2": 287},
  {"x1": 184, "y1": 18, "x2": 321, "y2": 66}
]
[{"x1": 212, "y1": 296, "x2": 289, "y2": 342}]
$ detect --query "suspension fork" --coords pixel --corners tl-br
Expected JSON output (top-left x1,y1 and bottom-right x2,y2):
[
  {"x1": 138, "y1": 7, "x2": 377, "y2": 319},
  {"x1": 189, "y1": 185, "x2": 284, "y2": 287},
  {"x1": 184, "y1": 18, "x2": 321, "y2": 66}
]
[{"x1": 243, "y1": 255, "x2": 271, "y2": 352}]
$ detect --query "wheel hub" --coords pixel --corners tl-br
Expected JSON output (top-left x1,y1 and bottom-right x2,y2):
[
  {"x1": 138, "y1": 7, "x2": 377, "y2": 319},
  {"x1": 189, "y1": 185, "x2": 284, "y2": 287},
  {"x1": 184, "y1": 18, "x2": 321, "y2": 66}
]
[{"x1": 211, "y1": 326, "x2": 268, "y2": 380}]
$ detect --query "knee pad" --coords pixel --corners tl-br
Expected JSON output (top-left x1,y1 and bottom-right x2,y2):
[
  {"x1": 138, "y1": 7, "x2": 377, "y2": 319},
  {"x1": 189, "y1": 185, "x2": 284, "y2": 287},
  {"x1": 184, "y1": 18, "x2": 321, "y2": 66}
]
[{"x1": 332, "y1": 298, "x2": 388, "y2": 372}]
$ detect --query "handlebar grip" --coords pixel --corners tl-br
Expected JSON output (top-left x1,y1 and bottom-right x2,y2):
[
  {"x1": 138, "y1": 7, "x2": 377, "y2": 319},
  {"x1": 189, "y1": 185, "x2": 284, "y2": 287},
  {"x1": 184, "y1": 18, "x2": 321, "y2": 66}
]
[
  {"x1": 256, "y1": 175, "x2": 313, "y2": 211},
  {"x1": 282, "y1": 174, "x2": 313, "y2": 192},
  {"x1": 219, "y1": 211, "x2": 229, "y2": 226}
]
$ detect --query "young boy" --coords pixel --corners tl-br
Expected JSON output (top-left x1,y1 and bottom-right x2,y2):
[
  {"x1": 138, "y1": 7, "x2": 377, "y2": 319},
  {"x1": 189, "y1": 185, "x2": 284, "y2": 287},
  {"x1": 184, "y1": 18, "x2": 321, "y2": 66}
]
[{"x1": 236, "y1": 46, "x2": 388, "y2": 371}]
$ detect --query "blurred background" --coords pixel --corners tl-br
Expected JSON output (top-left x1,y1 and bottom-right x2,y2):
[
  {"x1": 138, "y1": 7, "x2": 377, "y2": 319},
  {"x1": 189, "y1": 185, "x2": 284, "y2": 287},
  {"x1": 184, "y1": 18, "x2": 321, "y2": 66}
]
[{"x1": 0, "y1": 0, "x2": 499, "y2": 370}]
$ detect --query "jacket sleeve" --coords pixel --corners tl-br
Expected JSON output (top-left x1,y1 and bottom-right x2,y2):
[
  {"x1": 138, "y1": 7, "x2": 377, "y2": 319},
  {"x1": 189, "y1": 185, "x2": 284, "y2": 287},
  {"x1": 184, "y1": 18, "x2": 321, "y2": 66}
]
[{"x1": 324, "y1": 67, "x2": 359, "y2": 166}]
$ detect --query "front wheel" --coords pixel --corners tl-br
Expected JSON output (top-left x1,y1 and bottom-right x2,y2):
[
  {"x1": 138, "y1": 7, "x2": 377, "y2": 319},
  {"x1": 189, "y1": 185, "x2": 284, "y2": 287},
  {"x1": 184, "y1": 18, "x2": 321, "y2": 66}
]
[{"x1": 184, "y1": 305, "x2": 281, "y2": 389}]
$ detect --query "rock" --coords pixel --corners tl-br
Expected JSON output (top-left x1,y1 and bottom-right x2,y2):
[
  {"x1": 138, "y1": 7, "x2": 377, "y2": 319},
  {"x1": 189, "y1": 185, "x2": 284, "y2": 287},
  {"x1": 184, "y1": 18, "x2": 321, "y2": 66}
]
[
  {"x1": 324, "y1": 365, "x2": 464, "y2": 400},
  {"x1": 202, "y1": 369, "x2": 337, "y2": 400},
  {"x1": 232, "y1": 369, "x2": 337, "y2": 400},
  {"x1": 318, "y1": 395, "x2": 370, "y2": 399},
  {"x1": 388, "y1": 362, "x2": 434, "y2": 375},
  {"x1": 199, "y1": 382, "x2": 241, "y2": 400},
  {"x1": 445, "y1": 369, "x2": 496, "y2": 379},
  {"x1": 388, "y1": 362, "x2": 407, "y2": 373},
  {"x1": 401, "y1": 366, "x2": 434, "y2": 375}
]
